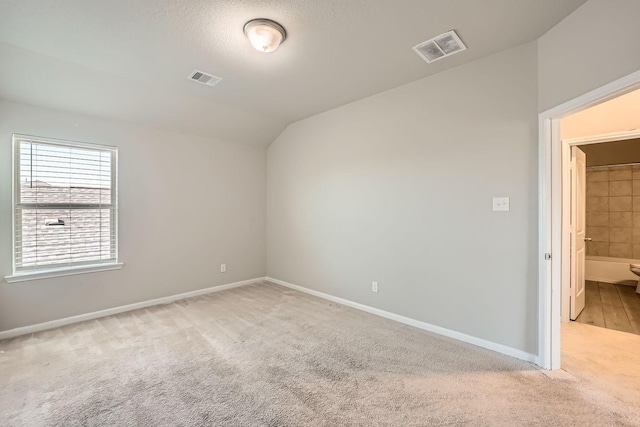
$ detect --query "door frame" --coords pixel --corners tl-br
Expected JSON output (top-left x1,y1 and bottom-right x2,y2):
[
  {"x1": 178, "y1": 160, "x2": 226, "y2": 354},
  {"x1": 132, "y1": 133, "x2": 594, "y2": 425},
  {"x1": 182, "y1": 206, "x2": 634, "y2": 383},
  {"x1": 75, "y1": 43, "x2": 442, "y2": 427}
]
[
  {"x1": 561, "y1": 131, "x2": 640, "y2": 324},
  {"x1": 538, "y1": 69, "x2": 640, "y2": 370}
]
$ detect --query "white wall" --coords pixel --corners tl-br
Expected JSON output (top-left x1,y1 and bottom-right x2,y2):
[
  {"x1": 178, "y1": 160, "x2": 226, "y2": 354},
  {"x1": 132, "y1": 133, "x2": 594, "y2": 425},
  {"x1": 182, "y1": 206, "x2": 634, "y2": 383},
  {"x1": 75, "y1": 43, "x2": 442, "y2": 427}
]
[
  {"x1": 267, "y1": 43, "x2": 539, "y2": 354},
  {"x1": 538, "y1": 0, "x2": 640, "y2": 112},
  {"x1": 0, "y1": 100, "x2": 266, "y2": 331}
]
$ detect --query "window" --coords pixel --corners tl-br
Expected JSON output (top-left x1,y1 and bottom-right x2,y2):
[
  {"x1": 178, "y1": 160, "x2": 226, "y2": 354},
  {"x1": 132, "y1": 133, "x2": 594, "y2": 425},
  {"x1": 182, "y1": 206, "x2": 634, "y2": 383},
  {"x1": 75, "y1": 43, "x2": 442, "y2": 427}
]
[{"x1": 10, "y1": 135, "x2": 118, "y2": 279}]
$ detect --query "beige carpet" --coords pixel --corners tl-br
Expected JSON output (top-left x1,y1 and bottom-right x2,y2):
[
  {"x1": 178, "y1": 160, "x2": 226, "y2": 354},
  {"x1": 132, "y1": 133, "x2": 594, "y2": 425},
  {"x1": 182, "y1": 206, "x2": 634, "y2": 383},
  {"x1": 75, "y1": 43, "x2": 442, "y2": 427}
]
[
  {"x1": 1, "y1": 282, "x2": 639, "y2": 426},
  {"x1": 562, "y1": 321, "x2": 640, "y2": 412}
]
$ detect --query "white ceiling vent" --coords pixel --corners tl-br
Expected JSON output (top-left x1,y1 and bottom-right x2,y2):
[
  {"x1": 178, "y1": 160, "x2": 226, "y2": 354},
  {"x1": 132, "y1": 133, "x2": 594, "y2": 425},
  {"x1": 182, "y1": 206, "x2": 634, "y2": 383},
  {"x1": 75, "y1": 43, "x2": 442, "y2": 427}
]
[
  {"x1": 188, "y1": 70, "x2": 222, "y2": 87},
  {"x1": 412, "y1": 30, "x2": 466, "y2": 64}
]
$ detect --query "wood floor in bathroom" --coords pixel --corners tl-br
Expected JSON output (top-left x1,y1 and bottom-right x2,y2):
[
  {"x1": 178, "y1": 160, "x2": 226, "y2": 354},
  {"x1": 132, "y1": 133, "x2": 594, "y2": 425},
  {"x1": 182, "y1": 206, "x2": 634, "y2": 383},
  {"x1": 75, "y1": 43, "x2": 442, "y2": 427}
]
[{"x1": 575, "y1": 281, "x2": 640, "y2": 335}]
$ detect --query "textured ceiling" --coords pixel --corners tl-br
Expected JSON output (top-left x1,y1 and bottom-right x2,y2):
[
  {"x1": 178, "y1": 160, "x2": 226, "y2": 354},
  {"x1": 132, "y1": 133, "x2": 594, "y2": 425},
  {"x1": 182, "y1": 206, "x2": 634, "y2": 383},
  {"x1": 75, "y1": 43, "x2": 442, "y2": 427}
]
[{"x1": 0, "y1": 0, "x2": 587, "y2": 146}]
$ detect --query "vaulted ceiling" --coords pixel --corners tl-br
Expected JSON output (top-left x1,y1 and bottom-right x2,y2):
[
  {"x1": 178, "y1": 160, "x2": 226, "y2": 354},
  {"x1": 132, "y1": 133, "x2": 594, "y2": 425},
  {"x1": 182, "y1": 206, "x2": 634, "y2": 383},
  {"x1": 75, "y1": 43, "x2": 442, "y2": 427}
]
[{"x1": 0, "y1": 0, "x2": 587, "y2": 146}]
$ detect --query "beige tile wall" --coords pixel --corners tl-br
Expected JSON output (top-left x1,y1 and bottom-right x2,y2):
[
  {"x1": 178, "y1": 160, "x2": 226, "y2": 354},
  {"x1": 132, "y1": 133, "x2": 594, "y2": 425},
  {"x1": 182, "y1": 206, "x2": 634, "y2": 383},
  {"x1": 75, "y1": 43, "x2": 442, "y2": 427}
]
[{"x1": 586, "y1": 164, "x2": 640, "y2": 259}]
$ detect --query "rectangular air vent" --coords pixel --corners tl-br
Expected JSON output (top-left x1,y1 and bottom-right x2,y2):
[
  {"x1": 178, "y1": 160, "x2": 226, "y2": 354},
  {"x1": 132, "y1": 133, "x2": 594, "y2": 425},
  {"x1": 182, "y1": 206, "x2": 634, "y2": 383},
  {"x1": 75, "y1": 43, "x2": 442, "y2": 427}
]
[
  {"x1": 188, "y1": 70, "x2": 222, "y2": 87},
  {"x1": 412, "y1": 30, "x2": 466, "y2": 64}
]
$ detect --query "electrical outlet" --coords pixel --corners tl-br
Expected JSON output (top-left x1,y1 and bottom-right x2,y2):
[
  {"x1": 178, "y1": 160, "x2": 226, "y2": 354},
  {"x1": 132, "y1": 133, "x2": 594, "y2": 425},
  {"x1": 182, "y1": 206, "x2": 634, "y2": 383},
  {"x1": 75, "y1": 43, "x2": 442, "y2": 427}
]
[
  {"x1": 372, "y1": 281, "x2": 379, "y2": 293},
  {"x1": 220, "y1": 264, "x2": 226, "y2": 273}
]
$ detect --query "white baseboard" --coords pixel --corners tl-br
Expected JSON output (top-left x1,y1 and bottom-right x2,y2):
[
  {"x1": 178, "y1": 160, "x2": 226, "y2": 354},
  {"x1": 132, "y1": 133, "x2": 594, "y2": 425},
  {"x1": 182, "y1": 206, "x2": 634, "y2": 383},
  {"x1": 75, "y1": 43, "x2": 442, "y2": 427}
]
[
  {"x1": 266, "y1": 277, "x2": 538, "y2": 365},
  {"x1": 0, "y1": 277, "x2": 265, "y2": 340},
  {"x1": 2, "y1": 275, "x2": 539, "y2": 366}
]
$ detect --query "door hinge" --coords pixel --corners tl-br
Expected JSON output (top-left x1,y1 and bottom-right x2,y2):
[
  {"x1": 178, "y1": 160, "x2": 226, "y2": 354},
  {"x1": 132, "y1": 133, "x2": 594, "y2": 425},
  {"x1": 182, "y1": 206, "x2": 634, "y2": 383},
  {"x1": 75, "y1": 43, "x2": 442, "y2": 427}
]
[{"x1": 544, "y1": 253, "x2": 552, "y2": 260}]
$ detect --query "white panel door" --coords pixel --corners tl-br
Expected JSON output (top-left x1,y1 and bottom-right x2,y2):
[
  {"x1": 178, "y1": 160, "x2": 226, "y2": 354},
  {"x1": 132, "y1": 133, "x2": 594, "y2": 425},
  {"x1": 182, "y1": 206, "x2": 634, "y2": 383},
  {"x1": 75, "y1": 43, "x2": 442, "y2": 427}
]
[{"x1": 570, "y1": 146, "x2": 587, "y2": 320}]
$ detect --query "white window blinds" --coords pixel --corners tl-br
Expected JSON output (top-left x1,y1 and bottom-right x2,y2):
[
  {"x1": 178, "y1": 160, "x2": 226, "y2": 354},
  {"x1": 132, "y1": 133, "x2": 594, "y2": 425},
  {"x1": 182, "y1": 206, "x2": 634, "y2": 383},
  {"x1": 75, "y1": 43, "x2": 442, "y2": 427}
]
[{"x1": 13, "y1": 135, "x2": 118, "y2": 273}]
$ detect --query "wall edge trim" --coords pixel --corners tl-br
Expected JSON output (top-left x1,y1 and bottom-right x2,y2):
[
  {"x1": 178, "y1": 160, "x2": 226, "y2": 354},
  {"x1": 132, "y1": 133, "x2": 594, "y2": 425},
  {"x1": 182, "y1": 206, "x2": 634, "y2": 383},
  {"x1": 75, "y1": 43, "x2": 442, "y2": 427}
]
[
  {"x1": 266, "y1": 276, "x2": 539, "y2": 366},
  {"x1": 0, "y1": 277, "x2": 265, "y2": 340}
]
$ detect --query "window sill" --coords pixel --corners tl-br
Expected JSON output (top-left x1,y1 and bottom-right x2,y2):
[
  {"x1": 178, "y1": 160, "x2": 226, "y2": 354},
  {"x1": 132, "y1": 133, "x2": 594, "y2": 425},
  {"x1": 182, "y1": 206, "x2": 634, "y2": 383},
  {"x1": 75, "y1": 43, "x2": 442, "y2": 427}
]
[{"x1": 4, "y1": 263, "x2": 124, "y2": 283}]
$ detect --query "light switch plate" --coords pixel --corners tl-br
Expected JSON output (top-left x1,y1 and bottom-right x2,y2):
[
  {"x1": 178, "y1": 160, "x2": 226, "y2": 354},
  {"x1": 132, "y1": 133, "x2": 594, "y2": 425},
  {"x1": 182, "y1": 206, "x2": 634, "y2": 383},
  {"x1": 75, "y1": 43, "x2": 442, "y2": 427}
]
[{"x1": 493, "y1": 197, "x2": 510, "y2": 212}]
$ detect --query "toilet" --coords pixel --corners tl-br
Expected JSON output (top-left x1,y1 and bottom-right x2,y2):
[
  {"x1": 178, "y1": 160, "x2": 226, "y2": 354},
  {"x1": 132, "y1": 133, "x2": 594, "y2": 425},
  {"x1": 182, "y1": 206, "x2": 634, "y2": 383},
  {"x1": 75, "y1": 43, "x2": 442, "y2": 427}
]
[{"x1": 630, "y1": 264, "x2": 640, "y2": 294}]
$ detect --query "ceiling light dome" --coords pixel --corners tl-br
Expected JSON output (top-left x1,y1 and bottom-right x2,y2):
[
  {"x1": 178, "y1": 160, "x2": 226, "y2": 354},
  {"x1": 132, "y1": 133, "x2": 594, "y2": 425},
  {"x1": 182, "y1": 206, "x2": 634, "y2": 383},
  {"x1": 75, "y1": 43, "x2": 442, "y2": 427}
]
[{"x1": 243, "y1": 19, "x2": 286, "y2": 53}]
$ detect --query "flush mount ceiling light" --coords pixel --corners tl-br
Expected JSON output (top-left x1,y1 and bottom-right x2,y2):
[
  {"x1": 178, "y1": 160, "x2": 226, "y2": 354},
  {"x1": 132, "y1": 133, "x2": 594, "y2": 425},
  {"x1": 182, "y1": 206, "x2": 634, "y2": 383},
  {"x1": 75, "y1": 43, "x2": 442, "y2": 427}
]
[{"x1": 243, "y1": 18, "x2": 287, "y2": 53}]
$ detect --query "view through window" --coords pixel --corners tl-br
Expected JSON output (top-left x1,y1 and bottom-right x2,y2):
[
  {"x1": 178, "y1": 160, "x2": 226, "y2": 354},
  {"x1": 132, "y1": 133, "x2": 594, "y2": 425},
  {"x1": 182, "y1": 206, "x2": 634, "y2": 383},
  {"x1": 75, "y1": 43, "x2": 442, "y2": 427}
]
[{"x1": 13, "y1": 135, "x2": 118, "y2": 273}]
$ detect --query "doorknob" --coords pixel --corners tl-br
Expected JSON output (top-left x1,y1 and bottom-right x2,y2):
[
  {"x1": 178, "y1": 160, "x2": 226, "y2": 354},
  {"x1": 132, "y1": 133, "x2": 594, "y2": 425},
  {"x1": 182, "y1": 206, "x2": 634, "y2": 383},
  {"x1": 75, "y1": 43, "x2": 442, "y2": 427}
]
[{"x1": 584, "y1": 237, "x2": 592, "y2": 242}]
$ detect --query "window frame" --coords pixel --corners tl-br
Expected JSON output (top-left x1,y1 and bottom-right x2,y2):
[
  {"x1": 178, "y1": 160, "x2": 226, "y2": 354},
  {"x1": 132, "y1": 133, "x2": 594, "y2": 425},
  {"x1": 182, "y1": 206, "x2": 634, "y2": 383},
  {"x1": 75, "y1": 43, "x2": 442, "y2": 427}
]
[{"x1": 6, "y1": 134, "x2": 121, "y2": 283}]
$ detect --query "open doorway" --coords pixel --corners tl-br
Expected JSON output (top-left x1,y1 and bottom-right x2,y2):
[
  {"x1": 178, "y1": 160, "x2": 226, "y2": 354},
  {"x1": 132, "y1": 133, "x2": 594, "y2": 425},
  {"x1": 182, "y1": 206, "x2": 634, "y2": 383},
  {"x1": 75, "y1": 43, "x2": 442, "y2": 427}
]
[
  {"x1": 539, "y1": 72, "x2": 640, "y2": 371},
  {"x1": 539, "y1": 78, "x2": 640, "y2": 407},
  {"x1": 561, "y1": 135, "x2": 640, "y2": 332}
]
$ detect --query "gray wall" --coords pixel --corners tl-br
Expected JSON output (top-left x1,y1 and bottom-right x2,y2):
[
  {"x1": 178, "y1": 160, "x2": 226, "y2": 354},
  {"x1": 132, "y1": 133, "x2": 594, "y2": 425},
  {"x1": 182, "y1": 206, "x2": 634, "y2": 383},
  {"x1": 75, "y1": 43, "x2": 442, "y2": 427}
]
[
  {"x1": 267, "y1": 43, "x2": 539, "y2": 354},
  {"x1": 538, "y1": 0, "x2": 640, "y2": 112},
  {"x1": 4, "y1": 0, "x2": 640, "y2": 356},
  {"x1": 0, "y1": 100, "x2": 266, "y2": 331}
]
